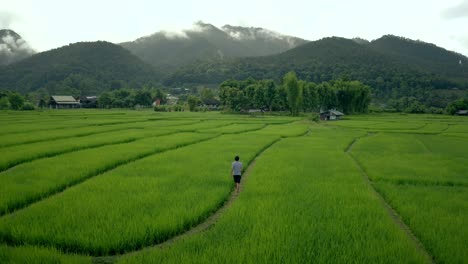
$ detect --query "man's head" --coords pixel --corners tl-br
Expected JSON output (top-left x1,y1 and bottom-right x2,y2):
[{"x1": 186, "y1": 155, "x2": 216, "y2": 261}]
[{"x1": 235, "y1": 156, "x2": 239, "y2": 161}]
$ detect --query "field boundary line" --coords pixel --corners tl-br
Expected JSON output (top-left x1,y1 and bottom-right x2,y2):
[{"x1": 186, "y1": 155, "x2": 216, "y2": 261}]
[
  {"x1": 92, "y1": 128, "x2": 311, "y2": 262},
  {"x1": 373, "y1": 178, "x2": 468, "y2": 188},
  {"x1": 0, "y1": 120, "x2": 203, "y2": 149},
  {"x1": 437, "y1": 124, "x2": 451, "y2": 134},
  {"x1": 346, "y1": 136, "x2": 435, "y2": 264},
  {"x1": 0, "y1": 127, "x2": 145, "y2": 149},
  {"x1": 0, "y1": 129, "x2": 183, "y2": 173},
  {"x1": 0, "y1": 119, "x2": 154, "y2": 137},
  {"x1": 415, "y1": 136, "x2": 433, "y2": 154},
  {"x1": 0, "y1": 134, "x2": 221, "y2": 218},
  {"x1": 92, "y1": 137, "x2": 283, "y2": 263}
]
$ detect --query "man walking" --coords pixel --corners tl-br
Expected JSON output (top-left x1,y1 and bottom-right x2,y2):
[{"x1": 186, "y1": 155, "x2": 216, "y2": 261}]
[{"x1": 231, "y1": 156, "x2": 243, "y2": 193}]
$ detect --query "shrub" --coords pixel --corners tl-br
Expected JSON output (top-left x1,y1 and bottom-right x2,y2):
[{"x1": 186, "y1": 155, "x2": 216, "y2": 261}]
[
  {"x1": 21, "y1": 102, "x2": 35, "y2": 111},
  {"x1": 0, "y1": 97, "x2": 10, "y2": 110},
  {"x1": 153, "y1": 105, "x2": 167, "y2": 112}
]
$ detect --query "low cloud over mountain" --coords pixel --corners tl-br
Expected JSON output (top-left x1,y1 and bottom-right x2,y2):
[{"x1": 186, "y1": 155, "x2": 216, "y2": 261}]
[
  {"x1": 0, "y1": 29, "x2": 35, "y2": 65},
  {"x1": 120, "y1": 21, "x2": 308, "y2": 73}
]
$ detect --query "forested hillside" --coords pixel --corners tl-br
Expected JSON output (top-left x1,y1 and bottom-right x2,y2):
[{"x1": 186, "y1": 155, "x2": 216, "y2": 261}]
[
  {"x1": 164, "y1": 36, "x2": 468, "y2": 107},
  {"x1": 120, "y1": 21, "x2": 307, "y2": 74},
  {"x1": 0, "y1": 41, "x2": 159, "y2": 95}
]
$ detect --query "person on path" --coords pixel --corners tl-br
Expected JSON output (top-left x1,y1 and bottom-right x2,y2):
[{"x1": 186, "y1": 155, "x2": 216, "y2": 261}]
[{"x1": 231, "y1": 156, "x2": 243, "y2": 193}]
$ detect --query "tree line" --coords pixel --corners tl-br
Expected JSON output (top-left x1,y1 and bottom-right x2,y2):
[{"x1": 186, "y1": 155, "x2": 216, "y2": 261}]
[
  {"x1": 97, "y1": 88, "x2": 166, "y2": 108},
  {"x1": 219, "y1": 72, "x2": 372, "y2": 116}
]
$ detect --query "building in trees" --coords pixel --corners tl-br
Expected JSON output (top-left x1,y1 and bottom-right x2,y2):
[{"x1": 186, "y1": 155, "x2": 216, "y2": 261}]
[
  {"x1": 320, "y1": 109, "x2": 344, "y2": 120},
  {"x1": 79, "y1": 96, "x2": 97, "y2": 108},
  {"x1": 49, "y1": 96, "x2": 80, "y2": 109}
]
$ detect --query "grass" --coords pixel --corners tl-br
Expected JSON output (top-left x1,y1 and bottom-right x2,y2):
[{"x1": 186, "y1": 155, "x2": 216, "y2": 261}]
[
  {"x1": 0, "y1": 111, "x2": 466, "y2": 263},
  {"x1": 0, "y1": 132, "x2": 216, "y2": 215},
  {"x1": 0, "y1": 133, "x2": 281, "y2": 255},
  {"x1": 345, "y1": 114, "x2": 468, "y2": 264},
  {"x1": 0, "y1": 119, "x2": 243, "y2": 172},
  {"x1": 0, "y1": 244, "x2": 90, "y2": 264},
  {"x1": 350, "y1": 133, "x2": 468, "y2": 186},
  {"x1": 118, "y1": 127, "x2": 427, "y2": 263},
  {"x1": 198, "y1": 123, "x2": 266, "y2": 134},
  {"x1": 0, "y1": 128, "x2": 164, "y2": 172},
  {"x1": 374, "y1": 183, "x2": 468, "y2": 264}
]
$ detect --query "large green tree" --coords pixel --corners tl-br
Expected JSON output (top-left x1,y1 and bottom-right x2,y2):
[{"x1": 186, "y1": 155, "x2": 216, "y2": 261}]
[
  {"x1": 283, "y1": 72, "x2": 302, "y2": 116},
  {"x1": 8, "y1": 93, "x2": 24, "y2": 110}
]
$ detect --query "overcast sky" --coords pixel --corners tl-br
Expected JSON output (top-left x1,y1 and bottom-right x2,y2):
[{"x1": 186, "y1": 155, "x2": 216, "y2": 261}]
[{"x1": 1, "y1": 0, "x2": 468, "y2": 56}]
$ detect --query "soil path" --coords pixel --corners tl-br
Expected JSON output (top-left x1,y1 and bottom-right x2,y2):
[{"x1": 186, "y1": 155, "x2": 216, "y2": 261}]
[{"x1": 93, "y1": 137, "x2": 283, "y2": 264}]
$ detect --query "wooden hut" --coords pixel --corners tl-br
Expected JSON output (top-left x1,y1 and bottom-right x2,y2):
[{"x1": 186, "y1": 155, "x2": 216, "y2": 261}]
[
  {"x1": 49, "y1": 96, "x2": 80, "y2": 109},
  {"x1": 320, "y1": 110, "x2": 344, "y2": 121}
]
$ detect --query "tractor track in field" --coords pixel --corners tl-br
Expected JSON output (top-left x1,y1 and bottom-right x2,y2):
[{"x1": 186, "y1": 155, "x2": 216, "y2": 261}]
[
  {"x1": 346, "y1": 135, "x2": 435, "y2": 264},
  {"x1": 92, "y1": 137, "x2": 284, "y2": 263}
]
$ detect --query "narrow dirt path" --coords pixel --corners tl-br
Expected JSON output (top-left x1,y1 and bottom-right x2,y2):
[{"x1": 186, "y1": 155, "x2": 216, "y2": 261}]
[
  {"x1": 92, "y1": 137, "x2": 283, "y2": 264},
  {"x1": 346, "y1": 135, "x2": 435, "y2": 264}
]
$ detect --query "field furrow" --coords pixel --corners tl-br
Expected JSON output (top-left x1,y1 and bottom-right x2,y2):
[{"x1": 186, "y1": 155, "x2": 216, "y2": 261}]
[
  {"x1": 0, "y1": 132, "x2": 282, "y2": 255},
  {"x1": 0, "y1": 112, "x2": 465, "y2": 263},
  {"x1": 374, "y1": 183, "x2": 468, "y2": 264},
  {"x1": 350, "y1": 131, "x2": 468, "y2": 264},
  {"x1": 0, "y1": 119, "x2": 200, "y2": 148},
  {"x1": 117, "y1": 127, "x2": 427, "y2": 263},
  {"x1": 0, "y1": 132, "x2": 218, "y2": 216},
  {"x1": 0, "y1": 120, "x2": 239, "y2": 172}
]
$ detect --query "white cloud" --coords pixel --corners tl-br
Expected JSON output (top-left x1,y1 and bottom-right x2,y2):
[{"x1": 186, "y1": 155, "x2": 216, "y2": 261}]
[
  {"x1": 0, "y1": 31, "x2": 35, "y2": 65},
  {"x1": 161, "y1": 30, "x2": 188, "y2": 39},
  {"x1": 441, "y1": 0, "x2": 468, "y2": 19},
  {"x1": 0, "y1": 10, "x2": 19, "y2": 29}
]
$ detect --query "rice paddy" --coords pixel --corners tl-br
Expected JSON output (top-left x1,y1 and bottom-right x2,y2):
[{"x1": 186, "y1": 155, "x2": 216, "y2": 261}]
[{"x1": 0, "y1": 110, "x2": 466, "y2": 263}]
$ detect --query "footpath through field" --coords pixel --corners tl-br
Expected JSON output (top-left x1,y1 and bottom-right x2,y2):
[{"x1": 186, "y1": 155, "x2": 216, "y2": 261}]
[
  {"x1": 113, "y1": 125, "x2": 429, "y2": 263},
  {"x1": 2, "y1": 113, "x2": 465, "y2": 263},
  {"x1": 0, "y1": 119, "x2": 309, "y2": 256},
  {"x1": 348, "y1": 130, "x2": 468, "y2": 263}
]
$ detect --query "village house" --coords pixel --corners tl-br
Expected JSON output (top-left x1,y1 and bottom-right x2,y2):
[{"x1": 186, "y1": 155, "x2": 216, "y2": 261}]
[
  {"x1": 78, "y1": 96, "x2": 97, "y2": 108},
  {"x1": 320, "y1": 109, "x2": 344, "y2": 121},
  {"x1": 49, "y1": 96, "x2": 80, "y2": 109},
  {"x1": 166, "y1": 95, "x2": 179, "y2": 105},
  {"x1": 202, "y1": 98, "x2": 220, "y2": 110},
  {"x1": 455, "y1": 109, "x2": 468, "y2": 116}
]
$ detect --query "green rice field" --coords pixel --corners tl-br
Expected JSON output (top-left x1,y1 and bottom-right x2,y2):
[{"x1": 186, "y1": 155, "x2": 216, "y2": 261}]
[{"x1": 0, "y1": 110, "x2": 466, "y2": 263}]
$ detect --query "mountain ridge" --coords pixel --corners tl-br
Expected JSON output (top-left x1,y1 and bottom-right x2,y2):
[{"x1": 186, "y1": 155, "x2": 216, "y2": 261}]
[
  {"x1": 0, "y1": 41, "x2": 159, "y2": 95},
  {"x1": 120, "y1": 21, "x2": 308, "y2": 72}
]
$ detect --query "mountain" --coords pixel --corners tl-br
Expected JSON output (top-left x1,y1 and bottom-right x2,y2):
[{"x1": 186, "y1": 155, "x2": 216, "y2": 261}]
[
  {"x1": 0, "y1": 29, "x2": 35, "y2": 65},
  {"x1": 120, "y1": 21, "x2": 307, "y2": 73},
  {"x1": 163, "y1": 36, "x2": 468, "y2": 106},
  {"x1": 0, "y1": 41, "x2": 159, "y2": 95},
  {"x1": 368, "y1": 35, "x2": 467, "y2": 81}
]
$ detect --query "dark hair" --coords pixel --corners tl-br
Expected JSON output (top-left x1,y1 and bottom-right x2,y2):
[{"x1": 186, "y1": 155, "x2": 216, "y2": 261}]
[{"x1": 234, "y1": 156, "x2": 239, "y2": 161}]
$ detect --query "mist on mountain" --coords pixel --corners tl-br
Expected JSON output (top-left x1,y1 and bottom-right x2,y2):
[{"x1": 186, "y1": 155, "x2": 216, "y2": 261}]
[
  {"x1": 0, "y1": 29, "x2": 35, "y2": 65},
  {"x1": 120, "y1": 21, "x2": 308, "y2": 73}
]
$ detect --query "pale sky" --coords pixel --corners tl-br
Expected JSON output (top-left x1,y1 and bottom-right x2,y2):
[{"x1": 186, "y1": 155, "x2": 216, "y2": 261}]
[{"x1": 1, "y1": 0, "x2": 468, "y2": 56}]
